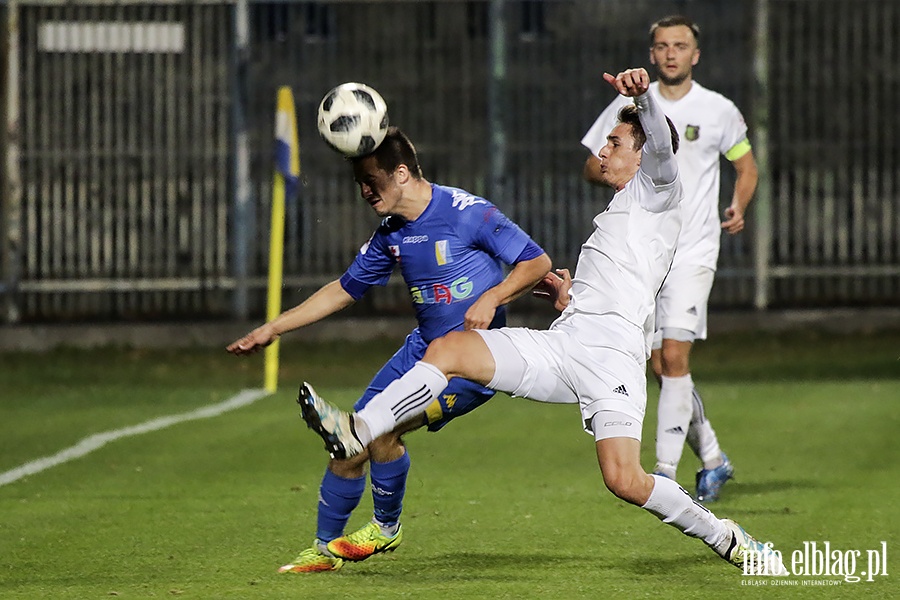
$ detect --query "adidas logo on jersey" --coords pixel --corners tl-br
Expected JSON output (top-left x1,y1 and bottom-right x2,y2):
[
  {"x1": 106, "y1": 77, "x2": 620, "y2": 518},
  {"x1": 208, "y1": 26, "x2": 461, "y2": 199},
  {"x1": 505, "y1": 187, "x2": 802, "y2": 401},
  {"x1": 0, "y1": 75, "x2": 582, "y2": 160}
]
[
  {"x1": 612, "y1": 384, "x2": 629, "y2": 396},
  {"x1": 687, "y1": 306, "x2": 698, "y2": 315}
]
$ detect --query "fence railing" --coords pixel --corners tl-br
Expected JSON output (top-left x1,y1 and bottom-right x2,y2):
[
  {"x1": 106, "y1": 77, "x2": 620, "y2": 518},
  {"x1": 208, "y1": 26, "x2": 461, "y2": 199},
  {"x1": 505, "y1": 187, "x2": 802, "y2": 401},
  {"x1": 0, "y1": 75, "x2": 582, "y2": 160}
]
[{"x1": 2, "y1": 0, "x2": 898, "y2": 323}]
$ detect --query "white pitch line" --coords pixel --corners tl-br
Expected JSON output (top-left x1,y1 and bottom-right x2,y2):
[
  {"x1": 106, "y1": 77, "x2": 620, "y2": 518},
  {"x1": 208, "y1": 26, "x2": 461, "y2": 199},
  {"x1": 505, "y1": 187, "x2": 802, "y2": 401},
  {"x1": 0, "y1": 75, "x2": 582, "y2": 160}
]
[{"x1": 0, "y1": 388, "x2": 270, "y2": 487}]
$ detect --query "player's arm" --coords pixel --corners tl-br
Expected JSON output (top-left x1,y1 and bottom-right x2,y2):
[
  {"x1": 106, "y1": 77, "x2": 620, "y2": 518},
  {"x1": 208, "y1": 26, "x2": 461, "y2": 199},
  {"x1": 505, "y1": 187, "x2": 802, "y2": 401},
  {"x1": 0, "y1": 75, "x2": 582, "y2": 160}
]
[
  {"x1": 532, "y1": 268, "x2": 572, "y2": 312},
  {"x1": 229, "y1": 229, "x2": 393, "y2": 355},
  {"x1": 464, "y1": 248, "x2": 551, "y2": 330},
  {"x1": 226, "y1": 280, "x2": 356, "y2": 355},
  {"x1": 604, "y1": 69, "x2": 677, "y2": 188},
  {"x1": 722, "y1": 148, "x2": 758, "y2": 234}
]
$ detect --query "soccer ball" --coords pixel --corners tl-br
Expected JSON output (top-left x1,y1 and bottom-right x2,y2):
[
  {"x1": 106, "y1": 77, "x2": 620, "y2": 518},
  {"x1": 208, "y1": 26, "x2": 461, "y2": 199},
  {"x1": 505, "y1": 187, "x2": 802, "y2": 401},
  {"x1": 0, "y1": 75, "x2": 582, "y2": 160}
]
[{"x1": 317, "y1": 82, "x2": 389, "y2": 157}]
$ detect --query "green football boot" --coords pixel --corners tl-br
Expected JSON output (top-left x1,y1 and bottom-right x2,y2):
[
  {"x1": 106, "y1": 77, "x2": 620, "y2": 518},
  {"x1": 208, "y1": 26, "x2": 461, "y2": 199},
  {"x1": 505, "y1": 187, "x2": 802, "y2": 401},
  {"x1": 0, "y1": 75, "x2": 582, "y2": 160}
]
[
  {"x1": 327, "y1": 521, "x2": 403, "y2": 562},
  {"x1": 278, "y1": 543, "x2": 343, "y2": 573}
]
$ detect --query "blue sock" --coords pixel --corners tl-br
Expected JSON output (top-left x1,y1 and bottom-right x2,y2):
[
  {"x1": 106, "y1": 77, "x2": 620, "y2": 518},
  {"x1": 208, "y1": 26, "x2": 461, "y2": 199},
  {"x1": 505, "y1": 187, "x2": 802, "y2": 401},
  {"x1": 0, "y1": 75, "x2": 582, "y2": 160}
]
[
  {"x1": 316, "y1": 469, "x2": 366, "y2": 542},
  {"x1": 370, "y1": 451, "x2": 411, "y2": 527}
]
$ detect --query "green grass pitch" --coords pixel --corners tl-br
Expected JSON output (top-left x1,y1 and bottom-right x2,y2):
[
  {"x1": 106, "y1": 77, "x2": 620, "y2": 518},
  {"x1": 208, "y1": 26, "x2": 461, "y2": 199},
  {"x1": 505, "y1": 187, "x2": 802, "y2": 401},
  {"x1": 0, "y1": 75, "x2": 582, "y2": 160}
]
[{"x1": 1, "y1": 329, "x2": 898, "y2": 599}]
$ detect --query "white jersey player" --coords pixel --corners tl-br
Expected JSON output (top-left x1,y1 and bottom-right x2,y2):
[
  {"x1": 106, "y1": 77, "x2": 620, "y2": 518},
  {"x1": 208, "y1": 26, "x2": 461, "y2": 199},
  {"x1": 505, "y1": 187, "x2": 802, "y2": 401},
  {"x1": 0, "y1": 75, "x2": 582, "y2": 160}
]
[
  {"x1": 582, "y1": 15, "x2": 759, "y2": 502},
  {"x1": 298, "y1": 67, "x2": 786, "y2": 576}
]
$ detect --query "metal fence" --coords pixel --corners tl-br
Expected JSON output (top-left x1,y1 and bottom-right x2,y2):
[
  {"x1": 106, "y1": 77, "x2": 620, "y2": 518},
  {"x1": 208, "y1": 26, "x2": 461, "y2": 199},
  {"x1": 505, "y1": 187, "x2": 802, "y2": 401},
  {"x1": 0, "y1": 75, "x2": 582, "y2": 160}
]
[{"x1": 2, "y1": 0, "x2": 898, "y2": 323}]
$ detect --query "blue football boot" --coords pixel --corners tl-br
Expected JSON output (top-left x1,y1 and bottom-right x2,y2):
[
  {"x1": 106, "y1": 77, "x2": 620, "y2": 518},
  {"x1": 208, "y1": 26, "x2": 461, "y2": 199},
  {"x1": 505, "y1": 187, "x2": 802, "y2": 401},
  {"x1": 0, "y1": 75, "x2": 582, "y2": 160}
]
[{"x1": 695, "y1": 454, "x2": 734, "y2": 503}]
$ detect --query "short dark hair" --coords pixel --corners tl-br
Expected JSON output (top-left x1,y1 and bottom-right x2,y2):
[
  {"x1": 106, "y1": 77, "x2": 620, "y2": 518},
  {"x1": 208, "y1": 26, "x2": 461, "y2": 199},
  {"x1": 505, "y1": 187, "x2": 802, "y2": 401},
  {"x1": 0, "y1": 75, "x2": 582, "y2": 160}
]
[
  {"x1": 649, "y1": 15, "x2": 700, "y2": 46},
  {"x1": 353, "y1": 126, "x2": 423, "y2": 179},
  {"x1": 617, "y1": 105, "x2": 680, "y2": 155}
]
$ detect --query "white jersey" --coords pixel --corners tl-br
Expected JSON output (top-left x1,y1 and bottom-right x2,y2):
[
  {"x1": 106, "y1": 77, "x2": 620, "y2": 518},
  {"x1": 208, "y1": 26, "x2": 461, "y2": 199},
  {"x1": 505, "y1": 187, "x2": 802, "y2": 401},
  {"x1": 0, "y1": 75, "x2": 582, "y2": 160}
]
[
  {"x1": 581, "y1": 81, "x2": 749, "y2": 270},
  {"x1": 558, "y1": 93, "x2": 683, "y2": 356}
]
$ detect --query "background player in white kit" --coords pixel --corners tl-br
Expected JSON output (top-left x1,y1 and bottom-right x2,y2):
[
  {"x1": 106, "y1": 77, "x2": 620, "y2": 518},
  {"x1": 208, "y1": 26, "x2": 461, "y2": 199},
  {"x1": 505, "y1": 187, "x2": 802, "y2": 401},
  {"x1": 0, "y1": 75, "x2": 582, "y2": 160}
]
[
  {"x1": 581, "y1": 15, "x2": 759, "y2": 502},
  {"x1": 298, "y1": 67, "x2": 786, "y2": 576}
]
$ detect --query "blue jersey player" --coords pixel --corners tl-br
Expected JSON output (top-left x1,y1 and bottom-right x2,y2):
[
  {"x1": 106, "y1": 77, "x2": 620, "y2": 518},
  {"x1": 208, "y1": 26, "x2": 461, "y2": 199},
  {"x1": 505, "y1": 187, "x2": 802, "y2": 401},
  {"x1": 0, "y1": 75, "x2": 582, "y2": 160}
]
[{"x1": 227, "y1": 127, "x2": 551, "y2": 573}]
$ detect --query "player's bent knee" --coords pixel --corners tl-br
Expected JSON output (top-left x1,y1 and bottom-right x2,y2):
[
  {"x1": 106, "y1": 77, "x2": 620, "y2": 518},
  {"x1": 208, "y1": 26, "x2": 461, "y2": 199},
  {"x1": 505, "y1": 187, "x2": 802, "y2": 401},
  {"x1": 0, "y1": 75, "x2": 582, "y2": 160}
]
[
  {"x1": 369, "y1": 432, "x2": 401, "y2": 450},
  {"x1": 328, "y1": 451, "x2": 370, "y2": 478},
  {"x1": 423, "y1": 332, "x2": 468, "y2": 371},
  {"x1": 600, "y1": 467, "x2": 650, "y2": 505},
  {"x1": 367, "y1": 432, "x2": 408, "y2": 463},
  {"x1": 424, "y1": 330, "x2": 495, "y2": 385}
]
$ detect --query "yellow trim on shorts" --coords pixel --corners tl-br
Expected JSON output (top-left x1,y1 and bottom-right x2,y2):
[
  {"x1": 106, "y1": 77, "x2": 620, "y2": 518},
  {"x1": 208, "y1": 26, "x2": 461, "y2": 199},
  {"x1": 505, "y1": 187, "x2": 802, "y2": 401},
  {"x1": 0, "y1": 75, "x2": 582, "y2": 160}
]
[
  {"x1": 725, "y1": 139, "x2": 752, "y2": 161},
  {"x1": 424, "y1": 399, "x2": 443, "y2": 424}
]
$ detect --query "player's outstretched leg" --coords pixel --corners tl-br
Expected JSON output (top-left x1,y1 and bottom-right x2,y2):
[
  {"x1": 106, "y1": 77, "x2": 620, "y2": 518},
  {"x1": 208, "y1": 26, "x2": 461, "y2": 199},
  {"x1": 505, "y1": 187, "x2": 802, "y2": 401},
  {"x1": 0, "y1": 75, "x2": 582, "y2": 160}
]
[
  {"x1": 278, "y1": 542, "x2": 343, "y2": 573},
  {"x1": 639, "y1": 473, "x2": 786, "y2": 576},
  {"x1": 327, "y1": 520, "x2": 404, "y2": 561},
  {"x1": 297, "y1": 383, "x2": 363, "y2": 459}
]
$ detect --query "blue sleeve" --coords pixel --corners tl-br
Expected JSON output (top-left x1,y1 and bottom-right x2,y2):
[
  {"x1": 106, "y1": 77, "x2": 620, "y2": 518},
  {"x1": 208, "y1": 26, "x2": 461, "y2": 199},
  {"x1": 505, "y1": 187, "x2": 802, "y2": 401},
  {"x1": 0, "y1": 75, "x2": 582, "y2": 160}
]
[
  {"x1": 515, "y1": 238, "x2": 545, "y2": 262},
  {"x1": 339, "y1": 233, "x2": 396, "y2": 301},
  {"x1": 461, "y1": 202, "x2": 540, "y2": 265}
]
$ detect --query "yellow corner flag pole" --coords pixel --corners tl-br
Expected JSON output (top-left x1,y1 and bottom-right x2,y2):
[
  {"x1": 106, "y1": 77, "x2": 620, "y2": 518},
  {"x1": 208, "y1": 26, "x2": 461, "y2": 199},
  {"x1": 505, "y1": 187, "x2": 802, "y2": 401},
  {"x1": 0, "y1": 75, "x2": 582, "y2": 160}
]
[{"x1": 265, "y1": 87, "x2": 300, "y2": 393}]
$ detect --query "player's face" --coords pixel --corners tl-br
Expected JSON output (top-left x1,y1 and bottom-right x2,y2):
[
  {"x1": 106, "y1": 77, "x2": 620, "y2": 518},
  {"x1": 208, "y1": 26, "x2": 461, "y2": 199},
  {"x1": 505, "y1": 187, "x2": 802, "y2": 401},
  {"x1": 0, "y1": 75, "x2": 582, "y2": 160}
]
[
  {"x1": 649, "y1": 25, "x2": 699, "y2": 86},
  {"x1": 353, "y1": 155, "x2": 401, "y2": 217},
  {"x1": 596, "y1": 123, "x2": 641, "y2": 190}
]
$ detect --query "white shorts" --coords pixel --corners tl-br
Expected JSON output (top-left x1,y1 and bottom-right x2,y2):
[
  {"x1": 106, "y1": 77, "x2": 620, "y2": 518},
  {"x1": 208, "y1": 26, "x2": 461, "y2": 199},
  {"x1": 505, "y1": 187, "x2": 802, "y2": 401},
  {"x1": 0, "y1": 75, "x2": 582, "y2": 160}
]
[
  {"x1": 654, "y1": 264, "x2": 715, "y2": 346},
  {"x1": 474, "y1": 313, "x2": 648, "y2": 440}
]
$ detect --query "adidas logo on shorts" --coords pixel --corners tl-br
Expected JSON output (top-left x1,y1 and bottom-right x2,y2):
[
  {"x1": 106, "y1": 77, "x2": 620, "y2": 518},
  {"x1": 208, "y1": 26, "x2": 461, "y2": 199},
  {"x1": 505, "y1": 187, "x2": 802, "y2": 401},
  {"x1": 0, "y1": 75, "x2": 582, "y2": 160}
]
[{"x1": 612, "y1": 384, "x2": 629, "y2": 396}]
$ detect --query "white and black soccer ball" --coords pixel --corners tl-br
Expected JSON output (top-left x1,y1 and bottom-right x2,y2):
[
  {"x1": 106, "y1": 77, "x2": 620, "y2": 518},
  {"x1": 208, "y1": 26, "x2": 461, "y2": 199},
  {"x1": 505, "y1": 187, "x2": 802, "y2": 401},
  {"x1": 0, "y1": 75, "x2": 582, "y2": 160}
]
[{"x1": 317, "y1": 82, "x2": 389, "y2": 157}]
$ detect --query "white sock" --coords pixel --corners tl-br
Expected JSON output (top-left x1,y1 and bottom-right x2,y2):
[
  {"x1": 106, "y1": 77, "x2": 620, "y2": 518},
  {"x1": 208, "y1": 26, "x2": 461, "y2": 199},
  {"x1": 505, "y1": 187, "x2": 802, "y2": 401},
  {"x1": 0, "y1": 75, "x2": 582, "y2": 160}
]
[
  {"x1": 641, "y1": 474, "x2": 731, "y2": 552},
  {"x1": 375, "y1": 518, "x2": 400, "y2": 537},
  {"x1": 655, "y1": 374, "x2": 694, "y2": 476},
  {"x1": 686, "y1": 387, "x2": 724, "y2": 469},
  {"x1": 354, "y1": 361, "x2": 448, "y2": 445},
  {"x1": 315, "y1": 539, "x2": 337, "y2": 557},
  {"x1": 692, "y1": 422, "x2": 724, "y2": 469}
]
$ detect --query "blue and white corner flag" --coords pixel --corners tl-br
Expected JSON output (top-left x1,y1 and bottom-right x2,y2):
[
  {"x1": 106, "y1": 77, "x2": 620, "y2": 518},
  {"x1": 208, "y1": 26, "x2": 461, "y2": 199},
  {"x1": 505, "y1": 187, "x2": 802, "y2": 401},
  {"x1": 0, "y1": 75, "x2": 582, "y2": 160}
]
[{"x1": 275, "y1": 86, "x2": 300, "y2": 198}]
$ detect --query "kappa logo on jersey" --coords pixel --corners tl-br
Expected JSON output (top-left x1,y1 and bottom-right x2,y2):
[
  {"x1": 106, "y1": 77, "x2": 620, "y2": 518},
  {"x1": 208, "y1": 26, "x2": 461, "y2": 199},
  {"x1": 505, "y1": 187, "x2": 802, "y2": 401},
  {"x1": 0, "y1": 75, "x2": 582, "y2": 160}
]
[
  {"x1": 410, "y1": 277, "x2": 474, "y2": 305},
  {"x1": 402, "y1": 235, "x2": 429, "y2": 244},
  {"x1": 450, "y1": 189, "x2": 487, "y2": 211},
  {"x1": 685, "y1": 124, "x2": 700, "y2": 141},
  {"x1": 388, "y1": 245, "x2": 401, "y2": 262},
  {"x1": 435, "y1": 240, "x2": 453, "y2": 266}
]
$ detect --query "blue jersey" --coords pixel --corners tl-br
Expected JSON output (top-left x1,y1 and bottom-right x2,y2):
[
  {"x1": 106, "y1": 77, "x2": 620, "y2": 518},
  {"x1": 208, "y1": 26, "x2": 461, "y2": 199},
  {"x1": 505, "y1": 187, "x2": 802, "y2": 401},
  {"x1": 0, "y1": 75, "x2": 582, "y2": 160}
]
[{"x1": 340, "y1": 183, "x2": 539, "y2": 342}]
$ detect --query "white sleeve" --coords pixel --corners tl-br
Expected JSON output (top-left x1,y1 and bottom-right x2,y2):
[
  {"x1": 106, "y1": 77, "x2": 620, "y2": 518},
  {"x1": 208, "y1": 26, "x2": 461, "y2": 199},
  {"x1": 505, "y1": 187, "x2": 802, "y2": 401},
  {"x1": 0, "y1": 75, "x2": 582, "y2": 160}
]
[
  {"x1": 635, "y1": 92, "x2": 678, "y2": 187},
  {"x1": 720, "y1": 101, "x2": 750, "y2": 156}
]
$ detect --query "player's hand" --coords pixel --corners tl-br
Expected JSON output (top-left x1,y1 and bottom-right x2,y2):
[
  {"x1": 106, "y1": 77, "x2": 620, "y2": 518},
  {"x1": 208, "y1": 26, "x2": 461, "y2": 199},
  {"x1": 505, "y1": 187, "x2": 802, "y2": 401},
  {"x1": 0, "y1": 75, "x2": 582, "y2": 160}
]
[
  {"x1": 463, "y1": 294, "x2": 499, "y2": 331},
  {"x1": 722, "y1": 204, "x2": 745, "y2": 234},
  {"x1": 603, "y1": 68, "x2": 650, "y2": 97},
  {"x1": 226, "y1": 324, "x2": 278, "y2": 355},
  {"x1": 532, "y1": 269, "x2": 572, "y2": 312}
]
